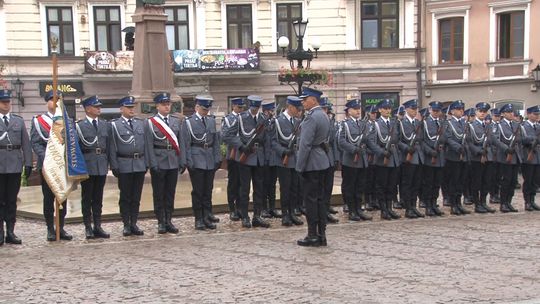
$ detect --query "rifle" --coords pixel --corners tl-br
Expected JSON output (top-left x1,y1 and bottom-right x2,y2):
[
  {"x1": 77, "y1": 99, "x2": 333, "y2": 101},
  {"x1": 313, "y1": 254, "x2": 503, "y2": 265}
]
[
  {"x1": 383, "y1": 119, "x2": 396, "y2": 166},
  {"x1": 405, "y1": 120, "x2": 422, "y2": 163},
  {"x1": 460, "y1": 121, "x2": 469, "y2": 162},
  {"x1": 480, "y1": 123, "x2": 491, "y2": 164},
  {"x1": 353, "y1": 118, "x2": 368, "y2": 163},
  {"x1": 282, "y1": 118, "x2": 302, "y2": 166},
  {"x1": 526, "y1": 127, "x2": 539, "y2": 162},
  {"x1": 431, "y1": 121, "x2": 446, "y2": 165},
  {"x1": 239, "y1": 113, "x2": 272, "y2": 164},
  {"x1": 505, "y1": 123, "x2": 521, "y2": 163}
]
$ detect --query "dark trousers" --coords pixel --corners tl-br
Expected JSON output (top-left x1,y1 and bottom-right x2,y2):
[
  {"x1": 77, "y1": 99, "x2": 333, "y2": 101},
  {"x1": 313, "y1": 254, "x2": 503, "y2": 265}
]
[
  {"x1": 118, "y1": 172, "x2": 145, "y2": 226},
  {"x1": 263, "y1": 165, "x2": 278, "y2": 210},
  {"x1": 463, "y1": 163, "x2": 471, "y2": 198},
  {"x1": 41, "y1": 170, "x2": 67, "y2": 228},
  {"x1": 150, "y1": 168, "x2": 178, "y2": 219},
  {"x1": 277, "y1": 167, "x2": 300, "y2": 214},
  {"x1": 375, "y1": 166, "x2": 399, "y2": 203},
  {"x1": 302, "y1": 170, "x2": 327, "y2": 233},
  {"x1": 470, "y1": 161, "x2": 493, "y2": 201},
  {"x1": 441, "y1": 163, "x2": 451, "y2": 199},
  {"x1": 422, "y1": 165, "x2": 443, "y2": 202},
  {"x1": 188, "y1": 168, "x2": 216, "y2": 219},
  {"x1": 499, "y1": 163, "x2": 519, "y2": 201},
  {"x1": 226, "y1": 160, "x2": 240, "y2": 212},
  {"x1": 80, "y1": 175, "x2": 107, "y2": 224},
  {"x1": 323, "y1": 166, "x2": 335, "y2": 209},
  {"x1": 489, "y1": 162, "x2": 501, "y2": 197},
  {"x1": 521, "y1": 164, "x2": 540, "y2": 196},
  {"x1": 341, "y1": 165, "x2": 366, "y2": 207},
  {"x1": 0, "y1": 173, "x2": 22, "y2": 224},
  {"x1": 400, "y1": 163, "x2": 422, "y2": 205},
  {"x1": 238, "y1": 164, "x2": 264, "y2": 218},
  {"x1": 446, "y1": 160, "x2": 465, "y2": 200},
  {"x1": 365, "y1": 165, "x2": 375, "y2": 197}
]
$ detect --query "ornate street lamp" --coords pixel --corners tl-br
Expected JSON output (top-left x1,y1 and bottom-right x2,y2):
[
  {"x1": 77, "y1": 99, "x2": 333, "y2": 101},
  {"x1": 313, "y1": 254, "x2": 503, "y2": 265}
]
[
  {"x1": 11, "y1": 78, "x2": 24, "y2": 107},
  {"x1": 278, "y1": 19, "x2": 321, "y2": 95},
  {"x1": 532, "y1": 64, "x2": 540, "y2": 89}
]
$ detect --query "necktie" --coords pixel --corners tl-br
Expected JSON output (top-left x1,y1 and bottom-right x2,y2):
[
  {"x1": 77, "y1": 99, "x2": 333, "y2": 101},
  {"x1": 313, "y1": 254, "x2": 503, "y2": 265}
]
[
  {"x1": 164, "y1": 117, "x2": 169, "y2": 125},
  {"x1": 534, "y1": 123, "x2": 537, "y2": 131},
  {"x1": 202, "y1": 116, "x2": 207, "y2": 128},
  {"x1": 92, "y1": 119, "x2": 98, "y2": 130},
  {"x1": 290, "y1": 117, "x2": 294, "y2": 126},
  {"x1": 128, "y1": 119, "x2": 133, "y2": 129},
  {"x1": 386, "y1": 120, "x2": 390, "y2": 130},
  {"x1": 435, "y1": 119, "x2": 440, "y2": 128},
  {"x1": 412, "y1": 120, "x2": 415, "y2": 127},
  {"x1": 482, "y1": 122, "x2": 485, "y2": 128},
  {"x1": 3, "y1": 115, "x2": 8, "y2": 127},
  {"x1": 253, "y1": 115, "x2": 257, "y2": 125}
]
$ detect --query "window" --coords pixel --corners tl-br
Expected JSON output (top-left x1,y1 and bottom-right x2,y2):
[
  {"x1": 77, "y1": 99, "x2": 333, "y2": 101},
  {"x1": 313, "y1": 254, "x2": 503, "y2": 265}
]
[
  {"x1": 439, "y1": 18, "x2": 463, "y2": 64},
  {"x1": 498, "y1": 11, "x2": 524, "y2": 59},
  {"x1": 165, "y1": 6, "x2": 189, "y2": 50},
  {"x1": 276, "y1": 3, "x2": 302, "y2": 51},
  {"x1": 46, "y1": 7, "x2": 74, "y2": 55},
  {"x1": 361, "y1": 0, "x2": 399, "y2": 49},
  {"x1": 227, "y1": 5, "x2": 252, "y2": 48},
  {"x1": 94, "y1": 6, "x2": 121, "y2": 52}
]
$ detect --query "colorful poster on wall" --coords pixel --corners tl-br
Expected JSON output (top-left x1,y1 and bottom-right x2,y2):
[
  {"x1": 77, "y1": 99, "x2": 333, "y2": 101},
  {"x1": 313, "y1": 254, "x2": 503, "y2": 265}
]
[
  {"x1": 85, "y1": 51, "x2": 134, "y2": 73},
  {"x1": 172, "y1": 49, "x2": 259, "y2": 72}
]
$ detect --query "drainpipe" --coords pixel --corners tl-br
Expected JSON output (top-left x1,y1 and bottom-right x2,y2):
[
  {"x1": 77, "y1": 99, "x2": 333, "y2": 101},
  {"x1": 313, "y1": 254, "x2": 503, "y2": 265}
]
[{"x1": 416, "y1": 0, "x2": 423, "y2": 105}]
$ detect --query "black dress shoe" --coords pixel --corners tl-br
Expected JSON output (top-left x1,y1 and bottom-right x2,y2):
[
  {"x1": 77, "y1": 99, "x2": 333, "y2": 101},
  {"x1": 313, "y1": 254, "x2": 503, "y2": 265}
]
[
  {"x1": 229, "y1": 211, "x2": 240, "y2": 221},
  {"x1": 290, "y1": 214, "x2": 304, "y2": 225},
  {"x1": 93, "y1": 226, "x2": 110, "y2": 238},
  {"x1": 348, "y1": 213, "x2": 361, "y2": 221},
  {"x1": 203, "y1": 218, "x2": 216, "y2": 230},
  {"x1": 281, "y1": 215, "x2": 293, "y2": 226},
  {"x1": 123, "y1": 225, "x2": 133, "y2": 236},
  {"x1": 463, "y1": 197, "x2": 473, "y2": 205},
  {"x1": 457, "y1": 204, "x2": 471, "y2": 215},
  {"x1": 252, "y1": 216, "x2": 270, "y2": 228},
  {"x1": 59, "y1": 229, "x2": 73, "y2": 241},
  {"x1": 242, "y1": 217, "x2": 252, "y2": 228},
  {"x1": 388, "y1": 209, "x2": 401, "y2": 219},
  {"x1": 269, "y1": 209, "x2": 283, "y2": 218},
  {"x1": 195, "y1": 219, "x2": 206, "y2": 230},
  {"x1": 412, "y1": 207, "x2": 424, "y2": 218},
  {"x1": 357, "y1": 210, "x2": 373, "y2": 221},
  {"x1": 47, "y1": 228, "x2": 56, "y2": 241},
  {"x1": 166, "y1": 223, "x2": 180, "y2": 234},
  {"x1": 319, "y1": 236, "x2": 327, "y2": 246},
  {"x1": 380, "y1": 211, "x2": 392, "y2": 220},
  {"x1": 507, "y1": 203, "x2": 518, "y2": 212},
  {"x1": 297, "y1": 236, "x2": 321, "y2": 247},
  {"x1": 500, "y1": 203, "x2": 511, "y2": 213},
  {"x1": 158, "y1": 223, "x2": 167, "y2": 234},
  {"x1": 525, "y1": 203, "x2": 534, "y2": 211},
  {"x1": 405, "y1": 209, "x2": 418, "y2": 219},
  {"x1": 425, "y1": 207, "x2": 436, "y2": 217},
  {"x1": 131, "y1": 225, "x2": 144, "y2": 236},
  {"x1": 328, "y1": 206, "x2": 338, "y2": 214},
  {"x1": 474, "y1": 204, "x2": 488, "y2": 214},
  {"x1": 432, "y1": 202, "x2": 444, "y2": 216},
  {"x1": 5, "y1": 233, "x2": 22, "y2": 245},
  {"x1": 260, "y1": 210, "x2": 272, "y2": 218},
  {"x1": 482, "y1": 203, "x2": 496, "y2": 213},
  {"x1": 327, "y1": 213, "x2": 339, "y2": 224},
  {"x1": 207, "y1": 213, "x2": 220, "y2": 223},
  {"x1": 85, "y1": 226, "x2": 95, "y2": 239},
  {"x1": 451, "y1": 206, "x2": 462, "y2": 215}
]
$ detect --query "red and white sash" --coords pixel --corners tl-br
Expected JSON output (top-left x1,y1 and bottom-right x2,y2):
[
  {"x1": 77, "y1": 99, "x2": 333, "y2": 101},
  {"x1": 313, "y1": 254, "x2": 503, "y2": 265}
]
[
  {"x1": 149, "y1": 117, "x2": 180, "y2": 155},
  {"x1": 33, "y1": 114, "x2": 53, "y2": 141}
]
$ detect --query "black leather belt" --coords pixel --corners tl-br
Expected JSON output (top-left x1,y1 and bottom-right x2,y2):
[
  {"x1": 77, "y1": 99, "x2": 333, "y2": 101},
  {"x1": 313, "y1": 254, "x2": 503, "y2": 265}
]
[
  {"x1": 82, "y1": 148, "x2": 106, "y2": 155},
  {"x1": 117, "y1": 153, "x2": 144, "y2": 159},
  {"x1": 191, "y1": 142, "x2": 211, "y2": 149},
  {"x1": 154, "y1": 144, "x2": 173, "y2": 150},
  {"x1": 0, "y1": 144, "x2": 21, "y2": 151}
]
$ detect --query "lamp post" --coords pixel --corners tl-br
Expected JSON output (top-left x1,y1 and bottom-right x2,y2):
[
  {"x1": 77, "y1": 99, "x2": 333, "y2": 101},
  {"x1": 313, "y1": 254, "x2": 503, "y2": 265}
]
[
  {"x1": 11, "y1": 78, "x2": 24, "y2": 107},
  {"x1": 278, "y1": 19, "x2": 321, "y2": 95},
  {"x1": 533, "y1": 64, "x2": 540, "y2": 90}
]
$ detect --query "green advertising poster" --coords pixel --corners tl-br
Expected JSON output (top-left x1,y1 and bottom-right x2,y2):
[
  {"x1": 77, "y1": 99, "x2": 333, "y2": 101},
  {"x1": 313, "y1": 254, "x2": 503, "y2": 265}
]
[{"x1": 361, "y1": 92, "x2": 400, "y2": 108}]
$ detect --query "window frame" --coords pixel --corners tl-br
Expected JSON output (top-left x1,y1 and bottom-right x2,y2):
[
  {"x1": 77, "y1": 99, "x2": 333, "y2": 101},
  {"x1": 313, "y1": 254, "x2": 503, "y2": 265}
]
[
  {"x1": 226, "y1": 4, "x2": 253, "y2": 49},
  {"x1": 360, "y1": 0, "x2": 400, "y2": 49},
  {"x1": 165, "y1": 5, "x2": 190, "y2": 50},
  {"x1": 275, "y1": 3, "x2": 303, "y2": 51},
  {"x1": 438, "y1": 17, "x2": 464, "y2": 64},
  {"x1": 45, "y1": 6, "x2": 75, "y2": 56},
  {"x1": 91, "y1": 5, "x2": 122, "y2": 52},
  {"x1": 497, "y1": 11, "x2": 525, "y2": 60}
]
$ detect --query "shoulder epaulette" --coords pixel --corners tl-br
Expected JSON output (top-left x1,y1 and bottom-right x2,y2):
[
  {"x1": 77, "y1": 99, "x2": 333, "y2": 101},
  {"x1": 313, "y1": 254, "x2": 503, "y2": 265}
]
[{"x1": 11, "y1": 113, "x2": 22, "y2": 118}]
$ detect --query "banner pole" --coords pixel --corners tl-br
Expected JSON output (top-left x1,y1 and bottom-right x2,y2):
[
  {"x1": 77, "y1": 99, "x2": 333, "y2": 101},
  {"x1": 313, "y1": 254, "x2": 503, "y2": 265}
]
[
  {"x1": 55, "y1": 199, "x2": 60, "y2": 242},
  {"x1": 51, "y1": 37, "x2": 59, "y2": 242}
]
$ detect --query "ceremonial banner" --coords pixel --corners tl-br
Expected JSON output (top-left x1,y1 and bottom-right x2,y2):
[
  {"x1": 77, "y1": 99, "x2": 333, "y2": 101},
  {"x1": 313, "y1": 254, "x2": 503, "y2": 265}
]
[{"x1": 43, "y1": 99, "x2": 88, "y2": 203}]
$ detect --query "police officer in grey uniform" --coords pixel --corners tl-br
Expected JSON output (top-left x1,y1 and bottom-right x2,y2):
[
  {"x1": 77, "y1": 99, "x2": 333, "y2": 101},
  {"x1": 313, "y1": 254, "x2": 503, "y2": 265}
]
[
  {"x1": 183, "y1": 96, "x2": 222, "y2": 230},
  {"x1": 0, "y1": 89, "x2": 32, "y2": 245},
  {"x1": 77, "y1": 95, "x2": 110, "y2": 239},
  {"x1": 221, "y1": 97, "x2": 244, "y2": 221},
  {"x1": 466, "y1": 102, "x2": 496, "y2": 214},
  {"x1": 296, "y1": 87, "x2": 331, "y2": 247},
  {"x1": 397, "y1": 99, "x2": 425, "y2": 219},
  {"x1": 271, "y1": 96, "x2": 304, "y2": 226},
  {"x1": 109, "y1": 96, "x2": 147, "y2": 236},
  {"x1": 145, "y1": 92, "x2": 186, "y2": 234},
  {"x1": 261, "y1": 101, "x2": 281, "y2": 218},
  {"x1": 222, "y1": 95, "x2": 270, "y2": 228},
  {"x1": 489, "y1": 108, "x2": 502, "y2": 204},
  {"x1": 364, "y1": 105, "x2": 379, "y2": 211},
  {"x1": 521, "y1": 105, "x2": 540, "y2": 211},
  {"x1": 31, "y1": 91, "x2": 72, "y2": 241},
  {"x1": 337, "y1": 99, "x2": 376, "y2": 222}
]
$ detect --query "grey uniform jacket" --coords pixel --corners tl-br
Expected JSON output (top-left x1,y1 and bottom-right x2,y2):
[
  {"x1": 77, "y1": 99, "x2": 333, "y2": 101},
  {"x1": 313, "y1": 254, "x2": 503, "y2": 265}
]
[
  {"x1": 398, "y1": 116, "x2": 425, "y2": 165},
  {"x1": 30, "y1": 113, "x2": 52, "y2": 170},
  {"x1": 221, "y1": 112, "x2": 239, "y2": 160},
  {"x1": 145, "y1": 114, "x2": 186, "y2": 170},
  {"x1": 327, "y1": 116, "x2": 338, "y2": 166},
  {"x1": 422, "y1": 115, "x2": 446, "y2": 167},
  {"x1": 0, "y1": 114, "x2": 32, "y2": 174},
  {"x1": 109, "y1": 117, "x2": 148, "y2": 173},
  {"x1": 493, "y1": 119, "x2": 522, "y2": 165},
  {"x1": 372, "y1": 117, "x2": 400, "y2": 167},
  {"x1": 520, "y1": 121, "x2": 540, "y2": 165},
  {"x1": 338, "y1": 118, "x2": 380, "y2": 168},
  {"x1": 444, "y1": 117, "x2": 466, "y2": 162},
  {"x1": 222, "y1": 111, "x2": 267, "y2": 167},
  {"x1": 295, "y1": 106, "x2": 331, "y2": 173},
  {"x1": 77, "y1": 118, "x2": 110, "y2": 176},
  {"x1": 271, "y1": 113, "x2": 300, "y2": 169},
  {"x1": 264, "y1": 117, "x2": 281, "y2": 167},
  {"x1": 466, "y1": 119, "x2": 495, "y2": 163},
  {"x1": 182, "y1": 114, "x2": 221, "y2": 170}
]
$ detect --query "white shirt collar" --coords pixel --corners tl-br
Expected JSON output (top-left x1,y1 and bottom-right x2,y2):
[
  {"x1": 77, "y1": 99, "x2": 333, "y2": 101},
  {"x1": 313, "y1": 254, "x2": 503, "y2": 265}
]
[
  {"x1": 283, "y1": 110, "x2": 292, "y2": 121},
  {"x1": 476, "y1": 118, "x2": 484, "y2": 124},
  {"x1": 158, "y1": 113, "x2": 169, "y2": 121},
  {"x1": 381, "y1": 116, "x2": 390, "y2": 123},
  {"x1": 430, "y1": 115, "x2": 438, "y2": 121},
  {"x1": 122, "y1": 116, "x2": 132, "y2": 123},
  {"x1": 1, "y1": 113, "x2": 10, "y2": 120},
  {"x1": 503, "y1": 118, "x2": 512, "y2": 125},
  {"x1": 405, "y1": 114, "x2": 415, "y2": 124},
  {"x1": 195, "y1": 112, "x2": 204, "y2": 120},
  {"x1": 232, "y1": 111, "x2": 239, "y2": 116},
  {"x1": 528, "y1": 120, "x2": 536, "y2": 127},
  {"x1": 86, "y1": 116, "x2": 98, "y2": 124}
]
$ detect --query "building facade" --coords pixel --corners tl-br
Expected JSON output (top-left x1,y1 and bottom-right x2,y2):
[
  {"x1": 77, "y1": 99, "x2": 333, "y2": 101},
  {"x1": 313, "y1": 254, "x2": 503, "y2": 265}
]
[
  {"x1": 0, "y1": 0, "x2": 421, "y2": 123},
  {"x1": 424, "y1": 0, "x2": 539, "y2": 112}
]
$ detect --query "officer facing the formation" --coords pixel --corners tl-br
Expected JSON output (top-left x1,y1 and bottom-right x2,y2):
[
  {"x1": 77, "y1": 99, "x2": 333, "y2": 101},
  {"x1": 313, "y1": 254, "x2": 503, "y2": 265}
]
[
  {"x1": 397, "y1": 99, "x2": 425, "y2": 219},
  {"x1": 493, "y1": 104, "x2": 521, "y2": 212},
  {"x1": 145, "y1": 92, "x2": 186, "y2": 234},
  {"x1": 421, "y1": 101, "x2": 445, "y2": 216},
  {"x1": 31, "y1": 91, "x2": 72, "y2": 241},
  {"x1": 77, "y1": 95, "x2": 110, "y2": 239},
  {"x1": 489, "y1": 108, "x2": 502, "y2": 204},
  {"x1": 271, "y1": 96, "x2": 304, "y2": 227},
  {"x1": 521, "y1": 105, "x2": 540, "y2": 211},
  {"x1": 466, "y1": 102, "x2": 496, "y2": 213},
  {"x1": 337, "y1": 99, "x2": 376, "y2": 222},
  {"x1": 183, "y1": 96, "x2": 222, "y2": 230},
  {"x1": 109, "y1": 96, "x2": 147, "y2": 236},
  {"x1": 296, "y1": 87, "x2": 331, "y2": 247},
  {"x1": 261, "y1": 101, "x2": 281, "y2": 219},
  {"x1": 221, "y1": 97, "x2": 244, "y2": 221},
  {"x1": 364, "y1": 105, "x2": 379, "y2": 211},
  {"x1": 372, "y1": 99, "x2": 401, "y2": 220},
  {"x1": 0, "y1": 89, "x2": 32, "y2": 245},
  {"x1": 223, "y1": 95, "x2": 270, "y2": 228},
  {"x1": 320, "y1": 97, "x2": 339, "y2": 224}
]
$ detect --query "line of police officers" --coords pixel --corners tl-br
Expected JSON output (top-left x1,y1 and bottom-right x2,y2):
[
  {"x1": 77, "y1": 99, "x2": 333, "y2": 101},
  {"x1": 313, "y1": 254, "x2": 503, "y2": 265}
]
[{"x1": 0, "y1": 86, "x2": 539, "y2": 247}]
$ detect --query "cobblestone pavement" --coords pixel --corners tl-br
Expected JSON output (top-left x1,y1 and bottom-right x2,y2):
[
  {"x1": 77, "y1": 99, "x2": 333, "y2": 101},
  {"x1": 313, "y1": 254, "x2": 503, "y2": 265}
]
[{"x1": 2, "y1": 204, "x2": 540, "y2": 304}]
